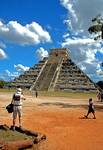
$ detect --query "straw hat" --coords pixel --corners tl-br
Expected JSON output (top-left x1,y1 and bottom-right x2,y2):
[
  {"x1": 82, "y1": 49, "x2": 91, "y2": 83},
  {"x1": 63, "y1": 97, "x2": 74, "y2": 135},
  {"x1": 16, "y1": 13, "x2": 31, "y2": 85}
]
[{"x1": 17, "y1": 88, "x2": 22, "y2": 92}]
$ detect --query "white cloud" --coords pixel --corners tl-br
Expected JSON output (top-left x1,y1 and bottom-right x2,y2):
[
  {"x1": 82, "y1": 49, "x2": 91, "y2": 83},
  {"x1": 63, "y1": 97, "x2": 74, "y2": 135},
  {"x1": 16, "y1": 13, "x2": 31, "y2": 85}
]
[
  {"x1": 62, "y1": 37, "x2": 95, "y2": 46},
  {"x1": 0, "y1": 48, "x2": 7, "y2": 59},
  {"x1": 99, "y1": 48, "x2": 103, "y2": 54},
  {"x1": 85, "y1": 49, "x2": 96, "y2": 64},
  {"x1": 36, "y1": 47, "x2": 48, "y2": 60},
  {"x1": 0, "y1": 21, "x2": 52, "y2": 45},
  {"x1": 0, "y1": 69, "x2": 19, "y2": 81},
  {"x1": 60, "y1": 0, "x2": 103, "y2": 33},
  {"x1": 3, "y1": 70, "x2": 19, "y2": 77},
  {"x1": 27, "y1": 22, "x2": 51, "y2": 43},
  {"x1": 96, "y1": 63, "x2": 103, "y2": 75},
  {"x1": 60, "y1": 0, "x2": 103, "y2": 82},
  {"x1": 0, "y1": 64, "x2": 30, "y2": 81},
  {"x1": 79, "y1": 64, "x2": 86, "y2": 72},
  {"x1": 0, "y1": 42, "x2": 6, "y2": 49},
  {"x1": 97, "y1": 69, "x2": 103, "y2": 75},
  {"x1": 14, "y1": 64, "x2": 29, "y2": 72},
  {"x1": 60, "y1": 0, "x2": 78, "y2": 22}
]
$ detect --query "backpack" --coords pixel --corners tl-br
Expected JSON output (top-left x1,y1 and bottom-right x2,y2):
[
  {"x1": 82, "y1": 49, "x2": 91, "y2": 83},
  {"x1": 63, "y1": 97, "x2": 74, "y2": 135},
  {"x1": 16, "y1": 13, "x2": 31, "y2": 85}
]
[
  {"x1": 13, "y1": 93, "x2": 20, "y2": 101},
  {"x1": 6, "y1": 103, "x2": 13, "y2": 113}
]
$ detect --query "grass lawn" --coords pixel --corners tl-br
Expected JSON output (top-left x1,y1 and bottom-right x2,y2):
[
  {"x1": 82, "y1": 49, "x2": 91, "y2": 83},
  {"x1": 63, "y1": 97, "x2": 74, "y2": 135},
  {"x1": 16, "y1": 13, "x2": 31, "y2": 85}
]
[
  {"x1": 0, "y1": 88, "x2": 97, "y2": 99},
  {"x1": 0, "y1": 130, "x2": 32, "y2": 141},
  {"x1": 25, "y1": 89, "x2": 97, "y2": 99}
]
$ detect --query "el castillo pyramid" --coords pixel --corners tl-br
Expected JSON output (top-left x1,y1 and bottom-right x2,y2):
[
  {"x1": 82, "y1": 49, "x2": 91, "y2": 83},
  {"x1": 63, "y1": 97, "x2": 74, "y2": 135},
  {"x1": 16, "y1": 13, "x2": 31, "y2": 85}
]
[{"x1": 9, "y1": 48, "x2": 97, "y2": 92}]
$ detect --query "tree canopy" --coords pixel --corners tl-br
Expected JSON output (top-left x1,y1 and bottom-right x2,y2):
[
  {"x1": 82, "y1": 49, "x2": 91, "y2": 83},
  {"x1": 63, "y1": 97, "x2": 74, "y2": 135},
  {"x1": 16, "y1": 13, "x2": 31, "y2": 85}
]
[
  {"x1": 88, "y1": 15, "x2": 103, "y2": 40},
  {"x1": 0, "y1": 80, "x2": 8, "y2": 88},
  {"x1": 97, "y1": 81, "x2": 103, "y2": 89}
]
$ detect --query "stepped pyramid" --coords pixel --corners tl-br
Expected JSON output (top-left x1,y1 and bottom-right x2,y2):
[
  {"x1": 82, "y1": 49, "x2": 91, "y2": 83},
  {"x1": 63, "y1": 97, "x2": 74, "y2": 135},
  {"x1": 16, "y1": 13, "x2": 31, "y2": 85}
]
[{"x1": 9, "y1": 48, "x2": 97, "y2": 92}]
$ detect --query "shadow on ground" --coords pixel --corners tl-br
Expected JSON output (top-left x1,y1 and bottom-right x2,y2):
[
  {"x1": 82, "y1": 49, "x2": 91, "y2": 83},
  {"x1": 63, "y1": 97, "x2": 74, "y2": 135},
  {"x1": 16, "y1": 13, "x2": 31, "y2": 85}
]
[
  {"x1": 38, "y1": 102, "x2": 87, "y2": 109},
  {"x1": 38, "y1": 102, "x2": 103, "y2": 112}
]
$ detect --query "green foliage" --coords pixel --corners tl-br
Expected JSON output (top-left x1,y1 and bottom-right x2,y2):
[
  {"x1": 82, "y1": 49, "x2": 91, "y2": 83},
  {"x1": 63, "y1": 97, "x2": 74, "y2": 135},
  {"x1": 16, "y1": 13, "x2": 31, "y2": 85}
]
[
  {"x1": 88, "y1": 15, "x2": 103, "y2": 66},
  {"x1": 0, "y1": 80, "x2": 6, "y2": 88},
  {"x1": 37, "y1": 91, "x2": 96, "y2": 99},
  {"x1": 88, "y1": 15, "x2": 103, "y2": 40},
  {"x1": 97, "y1": 81, "x2": 103, "y2": 89},
  {"x1": 0, "y1": 130, "x2": 32, "y2": 141},
  {"x1": 88, "y1": 24, "x2": 102, "y2": 34}
]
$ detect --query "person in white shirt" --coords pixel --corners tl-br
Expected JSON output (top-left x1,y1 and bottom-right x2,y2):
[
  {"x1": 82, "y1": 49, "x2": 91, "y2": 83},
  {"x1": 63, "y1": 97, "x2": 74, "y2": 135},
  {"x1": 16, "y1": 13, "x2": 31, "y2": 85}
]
[{"x1": 11, "y1": 88, "x2": 26, "y2": 130}]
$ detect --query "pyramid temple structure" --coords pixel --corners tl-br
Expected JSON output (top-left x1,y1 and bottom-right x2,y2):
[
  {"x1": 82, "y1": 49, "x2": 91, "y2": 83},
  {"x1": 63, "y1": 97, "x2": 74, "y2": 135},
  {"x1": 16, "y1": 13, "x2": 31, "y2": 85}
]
[{"x1": 9, "y1": 48, "x2": 97, "y2": 92}]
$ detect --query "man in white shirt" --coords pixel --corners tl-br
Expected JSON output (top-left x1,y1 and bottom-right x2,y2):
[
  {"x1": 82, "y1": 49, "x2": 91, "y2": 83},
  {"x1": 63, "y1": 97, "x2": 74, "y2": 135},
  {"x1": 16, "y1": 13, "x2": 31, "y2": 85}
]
[{"x1": 11, "y1": 88, "x2": 26, "y2": 130}]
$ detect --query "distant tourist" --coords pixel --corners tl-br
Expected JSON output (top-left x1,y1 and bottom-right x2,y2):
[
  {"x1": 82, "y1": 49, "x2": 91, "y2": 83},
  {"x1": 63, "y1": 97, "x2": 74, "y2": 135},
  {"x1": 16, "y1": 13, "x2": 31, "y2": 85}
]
[
  {"x1": 101, "y1": 90, "x2": 103, "y2": 102},
  {"x1": 35, "y1": 89, "x2": 38, "y2": 98},
  {"x1": 11, "y1": 88, "x2": 26, "y2": 130},
  {"x1": 97, "y1": 90, "x2": 101, "y2": 101},
  {"x1": 84, "y1": 98, "x2": 96, "y2": 119}
]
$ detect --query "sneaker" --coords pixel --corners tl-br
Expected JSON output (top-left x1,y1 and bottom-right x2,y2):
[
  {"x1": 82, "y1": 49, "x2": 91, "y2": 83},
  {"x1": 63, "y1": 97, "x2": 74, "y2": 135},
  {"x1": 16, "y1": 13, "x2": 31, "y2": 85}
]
[{"x1": 84, "y1": 115, "x2": 88, "y2": 118}]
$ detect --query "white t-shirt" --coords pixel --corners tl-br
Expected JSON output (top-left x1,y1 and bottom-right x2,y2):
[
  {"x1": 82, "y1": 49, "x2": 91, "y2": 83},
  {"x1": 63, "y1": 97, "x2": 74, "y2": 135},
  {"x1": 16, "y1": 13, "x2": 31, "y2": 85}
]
[{"x1": 12, "y1": 91, "x2": 25, "y2": 106}]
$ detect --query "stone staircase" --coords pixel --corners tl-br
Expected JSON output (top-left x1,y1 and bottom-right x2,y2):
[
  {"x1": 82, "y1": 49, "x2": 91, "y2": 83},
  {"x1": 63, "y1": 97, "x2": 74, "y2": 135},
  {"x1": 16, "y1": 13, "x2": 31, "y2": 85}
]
[{"x1": 31, "y1": 55, "x2": 62, "y2": 91}]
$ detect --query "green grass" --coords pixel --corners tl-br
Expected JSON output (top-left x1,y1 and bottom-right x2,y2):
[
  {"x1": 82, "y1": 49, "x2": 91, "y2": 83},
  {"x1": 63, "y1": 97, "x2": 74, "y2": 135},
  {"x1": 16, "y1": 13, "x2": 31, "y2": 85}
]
[
  {"x1": 0, "y1": 88, "x2": 97, "y2": 99},
  {"x1": 0, "y1": 130, "x2": 32, "y2": 141},
  {"x1": 30, "y1": 90, "x2": 96, "y2": 99},
  {"x1": 0, "y1": 88, "x2": 15, "y2": 92}
]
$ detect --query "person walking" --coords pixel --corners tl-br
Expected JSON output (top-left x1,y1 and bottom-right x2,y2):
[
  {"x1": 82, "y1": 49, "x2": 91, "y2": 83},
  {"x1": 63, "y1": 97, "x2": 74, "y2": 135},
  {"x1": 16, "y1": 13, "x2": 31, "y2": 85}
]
[
  {"x1": 11, "y1": 88, "x2": 26, "y2": 130},
  {"x1": 84, "y1": 98, "x2": 96, "y2": 119},
  {"x1": 35, "y1": 89, "x2": 38, "y2": 98}
]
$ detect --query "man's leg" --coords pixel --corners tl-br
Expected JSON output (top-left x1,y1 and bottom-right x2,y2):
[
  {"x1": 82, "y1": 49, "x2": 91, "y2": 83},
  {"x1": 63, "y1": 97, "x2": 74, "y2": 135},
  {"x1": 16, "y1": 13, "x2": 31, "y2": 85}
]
[
  {"x1": 19, "y1": 116, "x2": 22, "y2": 127},
  {"x1": 13, "y1": 118, "x2": 16, "y2": 128},
  {"x1": 18, "y1": 106, "x2": 22, "y2": 127},
  {"x1": 13, "y1": 107, "x2": 17, "y2": 130},
  {"x1": 85, "y1": 110, "x2": 90, "y2": 118},
  {"x1": 92, "y1": 112, "x2": 96, "y2": 119}
]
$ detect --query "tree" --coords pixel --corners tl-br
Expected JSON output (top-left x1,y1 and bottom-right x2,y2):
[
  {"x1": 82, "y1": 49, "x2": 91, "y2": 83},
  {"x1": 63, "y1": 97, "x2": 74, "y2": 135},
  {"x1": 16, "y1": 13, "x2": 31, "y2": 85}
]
[
  {"x1": 96, "y1": 81, "x2": 103, "y2": 89},
  {"x1": 88, "y1": 15, "x2": 103, "y2": 40},
  {"x1": 88, "y1": 15, "x2": 103, "y2": 72},
  {"x1": 0, "y1": 80, "x2": 6, "y2": 88}
]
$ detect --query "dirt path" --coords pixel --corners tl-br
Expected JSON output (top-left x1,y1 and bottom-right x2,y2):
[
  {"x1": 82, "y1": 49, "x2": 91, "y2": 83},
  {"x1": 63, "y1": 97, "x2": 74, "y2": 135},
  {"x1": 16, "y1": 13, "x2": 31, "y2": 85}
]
[{"x1": 0, "y1": 92, "x2": 103, "y2": 150}]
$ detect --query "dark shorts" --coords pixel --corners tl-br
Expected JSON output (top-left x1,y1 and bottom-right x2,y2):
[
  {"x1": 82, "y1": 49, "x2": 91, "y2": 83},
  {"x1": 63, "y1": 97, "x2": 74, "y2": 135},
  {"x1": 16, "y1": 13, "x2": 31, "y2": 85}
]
[{"x1": 88, "y1": 108, "x2": 94, "y2": 113}]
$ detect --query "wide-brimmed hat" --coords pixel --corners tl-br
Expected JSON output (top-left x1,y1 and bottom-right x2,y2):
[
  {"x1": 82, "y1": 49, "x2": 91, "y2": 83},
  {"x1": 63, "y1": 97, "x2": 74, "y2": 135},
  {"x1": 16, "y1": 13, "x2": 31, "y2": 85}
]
[{"x1": 17, "y1": 88, "x2": 22, "y2": 92}]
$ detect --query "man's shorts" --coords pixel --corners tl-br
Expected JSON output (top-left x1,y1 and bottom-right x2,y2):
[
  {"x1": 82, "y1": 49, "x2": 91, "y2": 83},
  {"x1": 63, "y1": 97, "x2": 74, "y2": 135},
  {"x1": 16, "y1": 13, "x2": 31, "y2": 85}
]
[
  {"x1": 13, "y1": 106, "x2": 22, "y2": 119},
  {"x1": 88, "y1": 108, "x2": 94, "y2": 114}
]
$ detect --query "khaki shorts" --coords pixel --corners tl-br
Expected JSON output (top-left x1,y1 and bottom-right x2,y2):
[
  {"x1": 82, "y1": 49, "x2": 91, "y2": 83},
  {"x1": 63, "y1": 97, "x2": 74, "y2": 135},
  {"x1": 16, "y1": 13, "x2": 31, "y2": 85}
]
[{"x1": 13, "y1": 106, "x2": 22, "y2": 119}]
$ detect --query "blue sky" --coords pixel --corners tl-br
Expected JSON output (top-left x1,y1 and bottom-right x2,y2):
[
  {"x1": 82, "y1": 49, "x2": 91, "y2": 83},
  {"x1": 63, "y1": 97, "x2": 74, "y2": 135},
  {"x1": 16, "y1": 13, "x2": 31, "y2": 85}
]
[{"x1": 0, "y1": 0, "x2": 103, "y2": 82}]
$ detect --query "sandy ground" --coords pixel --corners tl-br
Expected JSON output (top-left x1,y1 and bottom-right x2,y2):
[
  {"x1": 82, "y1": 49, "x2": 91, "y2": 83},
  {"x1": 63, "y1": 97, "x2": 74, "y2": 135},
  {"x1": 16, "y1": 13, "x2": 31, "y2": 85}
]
[{"x1": 0, "y1": 92, "x2": 103, "y2": 150}]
